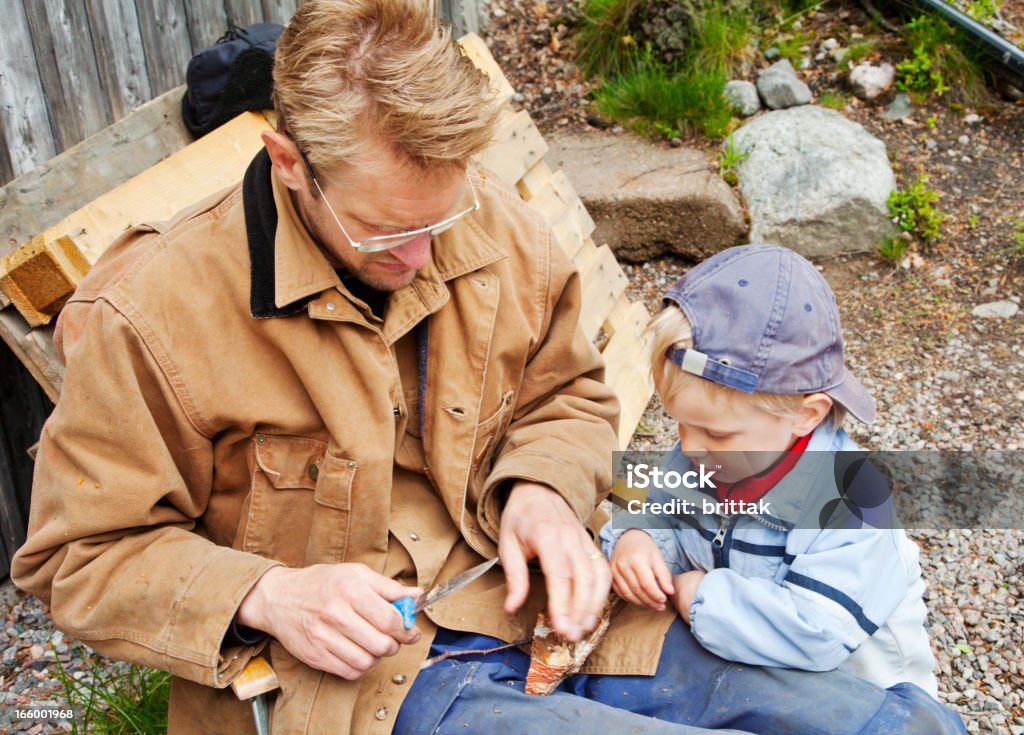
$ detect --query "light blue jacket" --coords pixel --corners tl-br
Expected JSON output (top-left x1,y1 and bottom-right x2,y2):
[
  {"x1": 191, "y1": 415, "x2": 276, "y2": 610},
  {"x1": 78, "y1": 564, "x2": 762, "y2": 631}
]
[{"x1": 600, "y1": 423, "x2": 938, "y2": 697}]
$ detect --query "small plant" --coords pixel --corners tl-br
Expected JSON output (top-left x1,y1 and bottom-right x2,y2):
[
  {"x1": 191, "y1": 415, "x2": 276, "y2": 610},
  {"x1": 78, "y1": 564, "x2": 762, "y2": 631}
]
[
  {"x1": 967, "y1": 214, "x2": 980, "y2": 229},
  {"x1": 719, "y1": 132, "x2": 749, "y2": 185},
  {"x1": 896, "y1": 15, "x2": 987, "y2": 104},
  {"x1": 966, "y1": 0, "x2": 1001, "y2": 22},
  {"x1": 54, "y1": 650, "x2": 171, "y2": 734},
  {"x1": 774, "y1": 31, "x2": 808, "y2": 66},
  {"x1": 1005, "y1": 220, "x2": 1024, "y2": 257},
  {"x1": 887, "y1": 176, "x2": 945, "y2": 243},
  {"x1": 878, "y1": 235, "x2": 909, "y2": 264},
  {"x1": 844, "y1": 38, "x2": 879, "y2": 64},
  {"x1": 819, "y1": 90, "x2": 849, "y2": 110},
  {"x1": 926, "y1": 115, "x2": 938, "y2": 129}
]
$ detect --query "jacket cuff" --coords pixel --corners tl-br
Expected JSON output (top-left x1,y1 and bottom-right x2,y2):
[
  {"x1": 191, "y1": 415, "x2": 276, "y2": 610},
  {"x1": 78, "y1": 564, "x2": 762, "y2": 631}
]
[{"x1": 479, "y1": 450, "x2": 599, "y2": 540}]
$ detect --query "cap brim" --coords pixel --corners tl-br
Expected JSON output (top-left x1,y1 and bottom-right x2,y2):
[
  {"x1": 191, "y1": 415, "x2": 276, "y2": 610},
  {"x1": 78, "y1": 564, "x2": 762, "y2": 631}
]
[{"x1": 825, "y1": 368, "x2": 876, "y2": 424}]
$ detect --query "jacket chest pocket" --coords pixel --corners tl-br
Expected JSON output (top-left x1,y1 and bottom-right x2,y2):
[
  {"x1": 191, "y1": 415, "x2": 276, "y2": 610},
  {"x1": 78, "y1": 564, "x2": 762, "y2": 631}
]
[
  {"x1": 472, "y1": 390, "x2": 516, "y2": 471},
  {"x1": 240, "y1": 434, "x2": 356, "y2": 566}
]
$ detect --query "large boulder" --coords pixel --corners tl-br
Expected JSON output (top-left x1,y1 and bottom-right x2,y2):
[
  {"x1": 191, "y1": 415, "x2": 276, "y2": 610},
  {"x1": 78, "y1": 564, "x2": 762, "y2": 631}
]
[
  {"x1": 732, "y1": 106, "x2": 897, "y2": 257},
  {"x1": 547, "y1": 133, "x2": 747, "y2": 262}
]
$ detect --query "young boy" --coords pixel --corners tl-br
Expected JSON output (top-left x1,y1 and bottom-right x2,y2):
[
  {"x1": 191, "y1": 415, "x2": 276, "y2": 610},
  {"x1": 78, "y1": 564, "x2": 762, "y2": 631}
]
[{"x1": 601, "y1": 244, "x2": 940, "y2": 698}]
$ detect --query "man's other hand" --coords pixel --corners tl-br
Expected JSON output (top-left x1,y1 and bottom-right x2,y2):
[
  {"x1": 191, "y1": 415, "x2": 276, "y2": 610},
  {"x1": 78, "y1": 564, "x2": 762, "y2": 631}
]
[
  {"x1": 236, "y1": 564, "x2": 422, "y2": 680},
  {"x1": 499, "y1": 481, "x2": 611, "y2": 642}
]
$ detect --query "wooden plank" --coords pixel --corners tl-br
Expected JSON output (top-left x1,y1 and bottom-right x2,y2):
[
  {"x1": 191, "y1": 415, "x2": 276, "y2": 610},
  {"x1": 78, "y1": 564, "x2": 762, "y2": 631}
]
[
  {"x1": 457, "y1": 34, "x2": 515, "y2": 106},
  {"x1": 1, "y1": 235, "x2": 92, "y2": 327},
  {"x1": 0, "y1": 114, "x2": 15, "y2": 187},
  {"x1": 136, "y1": 0, "x2": 194, "y2": 96},
  {"x1": 262, "y1": 0, "x2": 299, "y2": 26},
  {"x1": 0, "y1": 112, "x2": 271, "y2": 323},
  {"x1": 0, "y1": 308, "x2": 60, "y2": 403},
  {"x1": 84, "y1": 0, "x2": 153, "y2": 120},
  {"x1": 578, "y1": 245, "x2": 628, "y2": 341},
  {"x1": 225, "y1": 0, "x2": 262, "y2": 28},
  {"x1": 475, "y1": 109, "x2": 548, "y2": 188},
  {"x1": 182, "y1": 0, "x2": 230, "y2": 53},
  {"x1": 600, "y1": 326, "x2": 654, "y2": 450},
  {"x1": 0, "y1": 1, "x2": 57, "y2": 178},
  {"x1": 0, "y1": 85, "x2": 192, "y2": 261},
  {"x1": 604, "y1": 294, "x2": 650, "y2": 339},
  {"x1": 22, "y1": 0, "x2": 110, "y2": 152}
]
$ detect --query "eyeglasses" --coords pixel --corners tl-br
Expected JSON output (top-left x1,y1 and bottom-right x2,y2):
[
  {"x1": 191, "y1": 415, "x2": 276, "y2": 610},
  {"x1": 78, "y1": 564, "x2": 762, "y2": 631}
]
[{"x1": 292, "y1": 138, "x2": 479, "y2": 253}]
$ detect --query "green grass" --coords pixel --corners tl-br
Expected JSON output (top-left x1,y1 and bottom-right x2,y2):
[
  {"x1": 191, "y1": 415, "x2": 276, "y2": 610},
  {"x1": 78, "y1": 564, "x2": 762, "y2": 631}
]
[
  {"x1": 844, "y1": 38, "x2": 879, "y2": 64},
  {"x1": 719, "y1": 131, "x2": 749, "y2": 185},
  {"x1": 573, "y1": 0, "x2": 818, "y2": 142},
  {"x1": 896, "y1": 15, "x2": 988, "y2": 104},
  {"x1": 819, "y1": 90, "x2": 850, "y2": 109},
  {"x1": 593, "y1": 48, "x2": 732, "y2": 139},
  {"x1": 54, "y1": 650, "x2": 171, "y2": 735}
]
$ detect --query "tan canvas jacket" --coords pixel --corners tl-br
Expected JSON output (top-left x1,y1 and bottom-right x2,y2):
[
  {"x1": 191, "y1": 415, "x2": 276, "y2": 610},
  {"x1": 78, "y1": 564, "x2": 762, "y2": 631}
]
[{"x1": 13, "y1": 153, "x2": 674, "y2": 734}]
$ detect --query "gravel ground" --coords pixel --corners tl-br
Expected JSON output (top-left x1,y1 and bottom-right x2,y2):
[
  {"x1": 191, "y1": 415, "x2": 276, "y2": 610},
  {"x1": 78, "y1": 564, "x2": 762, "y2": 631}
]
[{"x1": 2, "y1": 1, "x2": 1023, "y2": 732}]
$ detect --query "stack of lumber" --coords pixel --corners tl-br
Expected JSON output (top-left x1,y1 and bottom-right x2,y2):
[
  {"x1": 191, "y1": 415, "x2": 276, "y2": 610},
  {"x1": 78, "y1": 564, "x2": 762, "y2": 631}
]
[{"x1": 0, "y1": 35, "x2": 653, "y2": 448}]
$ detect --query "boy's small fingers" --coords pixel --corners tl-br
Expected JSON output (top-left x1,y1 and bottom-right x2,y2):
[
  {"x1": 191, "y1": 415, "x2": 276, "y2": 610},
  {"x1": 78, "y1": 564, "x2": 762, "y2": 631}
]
[{"x1": 653, "y1": 558, "x2": 675, "y2": 596}]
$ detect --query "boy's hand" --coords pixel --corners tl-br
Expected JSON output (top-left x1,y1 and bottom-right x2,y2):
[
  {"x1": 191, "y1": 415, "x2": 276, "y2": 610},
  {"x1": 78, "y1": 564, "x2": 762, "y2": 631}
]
[
  {"x1": 670, "y1": 570, "x2": 707, "y2": 624},
  {"x1": 609, "y1": 530, "x2": 674, "y2": 610}
]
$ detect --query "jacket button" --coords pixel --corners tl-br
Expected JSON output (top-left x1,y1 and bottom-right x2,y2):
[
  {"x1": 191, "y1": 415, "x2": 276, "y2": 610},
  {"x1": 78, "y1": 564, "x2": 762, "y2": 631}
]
[
  {"x1": 326, "y1": 302, "x2": 336, "y2": 311},
  {"x1": 347, "y1": 460, "x2": 357, "y2": 469},
  {"x1": 392, "y1": 673, "x2": 407, "y2": 685},
  {"x1": 308, "y1": 463, "x2": 319, "y2": 481},
  {"x1": 393, "y1": 406, "x2": 402, "y2": 417},
  {"x1": 375, "y1": 706, "x2": 388, "y2": 720},
  {"x1": 409, "y1": 532, "x2": 420, "y2": 542},
  {"x1": 256, "y1": 435, "x2": 266, "y2": 444}
]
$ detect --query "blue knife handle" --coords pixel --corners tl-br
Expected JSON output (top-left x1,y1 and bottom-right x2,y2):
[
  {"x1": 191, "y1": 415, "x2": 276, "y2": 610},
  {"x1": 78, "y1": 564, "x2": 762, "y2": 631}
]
[{"x1": 392, "y1": 596, "x2": 416, "y2": 630}]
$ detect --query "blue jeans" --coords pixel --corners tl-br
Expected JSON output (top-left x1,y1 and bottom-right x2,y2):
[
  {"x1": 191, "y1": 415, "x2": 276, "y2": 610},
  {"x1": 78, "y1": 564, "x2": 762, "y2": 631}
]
[{"x1": 394, "y1": 619, "x2": 967, "y2": 735}]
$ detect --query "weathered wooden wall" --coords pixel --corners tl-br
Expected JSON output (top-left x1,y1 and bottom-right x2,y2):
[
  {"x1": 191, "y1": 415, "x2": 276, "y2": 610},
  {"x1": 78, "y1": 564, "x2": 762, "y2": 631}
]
[{"x1": 0, "y1": 0, "x2": 301, "y2": 187}]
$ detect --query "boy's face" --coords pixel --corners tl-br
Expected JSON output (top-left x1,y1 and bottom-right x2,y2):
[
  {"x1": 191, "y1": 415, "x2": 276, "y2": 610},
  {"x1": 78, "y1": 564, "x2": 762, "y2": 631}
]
[{"x1": 664, "y1": 380, "x2": 809, "y2": 483}]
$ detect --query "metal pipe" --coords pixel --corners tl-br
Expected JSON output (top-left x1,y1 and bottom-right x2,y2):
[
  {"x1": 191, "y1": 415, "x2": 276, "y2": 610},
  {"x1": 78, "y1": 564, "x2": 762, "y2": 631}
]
[{"x1": 912, "y1": 0, "x2": 1024, "y2": 85}]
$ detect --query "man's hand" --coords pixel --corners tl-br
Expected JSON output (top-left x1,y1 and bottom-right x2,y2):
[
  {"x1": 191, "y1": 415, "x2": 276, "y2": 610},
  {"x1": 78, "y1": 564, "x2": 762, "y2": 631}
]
[
  {"x1": 670, "y1": 570, "x2": 707, "y2": 625},
  {"x1": 609, "y1": 529, "x2": 674, "y2": 611},
  {"x1": 499, "y1": 481, "x2": 611, "y2": 642},
  {"x1": 236, "y1": 564, "x2": 422, "y2": 680}
]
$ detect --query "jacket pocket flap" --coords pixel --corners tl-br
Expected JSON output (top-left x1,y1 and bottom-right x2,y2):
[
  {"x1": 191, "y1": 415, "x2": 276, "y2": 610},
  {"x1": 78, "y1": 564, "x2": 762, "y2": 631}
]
[{"x1": 253, "y1": 434, "x2": 327, "y2": 490}]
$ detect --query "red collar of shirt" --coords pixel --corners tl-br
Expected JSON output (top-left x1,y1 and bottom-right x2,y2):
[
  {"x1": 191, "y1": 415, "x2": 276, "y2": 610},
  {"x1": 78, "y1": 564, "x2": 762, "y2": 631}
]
[{"x1": 714, "y1": 431, "x2": 812, "y2": 504}]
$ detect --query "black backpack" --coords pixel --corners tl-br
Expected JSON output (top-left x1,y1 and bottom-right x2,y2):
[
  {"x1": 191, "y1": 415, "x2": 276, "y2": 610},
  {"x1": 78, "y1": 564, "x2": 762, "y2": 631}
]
[{"x1": 182, "y1": 23, "x2": 284, "y2": 137}]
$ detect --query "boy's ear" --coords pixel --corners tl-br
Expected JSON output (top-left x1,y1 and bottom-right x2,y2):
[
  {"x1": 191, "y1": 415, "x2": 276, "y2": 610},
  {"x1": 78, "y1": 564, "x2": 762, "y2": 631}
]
[{"x1": 795, "y1": 393, "x2": 833, "y2": 436}]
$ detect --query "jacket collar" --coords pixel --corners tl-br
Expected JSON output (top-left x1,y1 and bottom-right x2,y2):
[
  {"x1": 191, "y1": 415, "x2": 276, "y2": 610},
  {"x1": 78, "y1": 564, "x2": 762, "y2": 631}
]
[{"x1": 242, "y1": 151, "x2": 506, "y2": 320}]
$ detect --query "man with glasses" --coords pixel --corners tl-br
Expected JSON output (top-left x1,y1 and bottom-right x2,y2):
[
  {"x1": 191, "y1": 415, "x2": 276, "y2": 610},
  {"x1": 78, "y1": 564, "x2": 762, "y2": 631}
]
[{"x1": 15, "y1": 1, "x2": 965, "y2": 734}]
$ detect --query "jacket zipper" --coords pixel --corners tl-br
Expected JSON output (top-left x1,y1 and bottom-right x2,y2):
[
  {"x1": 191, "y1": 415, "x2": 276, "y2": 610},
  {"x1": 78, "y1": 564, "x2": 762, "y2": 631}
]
[{"x1": 711, "y1": 515, "x2": 732, "y2": 569}]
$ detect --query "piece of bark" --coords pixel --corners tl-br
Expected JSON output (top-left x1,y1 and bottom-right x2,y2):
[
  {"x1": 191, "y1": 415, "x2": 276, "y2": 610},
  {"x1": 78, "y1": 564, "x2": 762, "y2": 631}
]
[{"x1": 525, "y1": 594, "x2": 622, "y2": 696}]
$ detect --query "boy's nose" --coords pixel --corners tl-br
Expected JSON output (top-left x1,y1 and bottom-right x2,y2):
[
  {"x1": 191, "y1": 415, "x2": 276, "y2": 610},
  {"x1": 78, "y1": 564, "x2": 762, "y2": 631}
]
[{"x1": 677, "y1": 425, "x2": 707, "y2": 458}]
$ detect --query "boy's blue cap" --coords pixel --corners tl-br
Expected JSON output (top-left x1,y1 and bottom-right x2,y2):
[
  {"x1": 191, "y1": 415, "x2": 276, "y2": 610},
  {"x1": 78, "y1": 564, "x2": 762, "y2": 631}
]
[{"x1": 663, "y1": 244, "x2": 876, "y2": 423}]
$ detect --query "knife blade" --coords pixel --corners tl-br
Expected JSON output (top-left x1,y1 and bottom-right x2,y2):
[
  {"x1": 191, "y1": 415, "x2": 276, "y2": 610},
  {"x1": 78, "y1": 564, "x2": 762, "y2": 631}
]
[{"x1": 391, "y1": 557, "x2": 499, "y2": 629}]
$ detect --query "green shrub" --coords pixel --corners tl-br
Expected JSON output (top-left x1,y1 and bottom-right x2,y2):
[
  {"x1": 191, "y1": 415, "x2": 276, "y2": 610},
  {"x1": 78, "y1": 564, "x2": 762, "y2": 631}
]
[
  {"x1": 719, "y1": 132, "x2": 749, "y2": 185},
  {"x1": 887, "y1": 177, "x2": 945, "y2": 243},
  {"x1": 877, "y1": 235, "x2": 909, "y2": 264}
]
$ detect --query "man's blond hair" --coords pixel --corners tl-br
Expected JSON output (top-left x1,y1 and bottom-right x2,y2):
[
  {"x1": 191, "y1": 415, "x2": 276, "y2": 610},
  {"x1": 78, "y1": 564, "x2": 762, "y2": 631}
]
[
  {"x1": 648, "y1": 305, "x2": 846, "y2": 427},
  {"x1": 273, "y1": 0, "x2": 501, "y2": 180}
]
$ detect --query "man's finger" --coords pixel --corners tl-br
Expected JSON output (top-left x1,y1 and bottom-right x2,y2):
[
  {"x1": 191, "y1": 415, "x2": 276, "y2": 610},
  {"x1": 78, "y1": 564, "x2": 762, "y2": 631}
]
[
  {"x1": 500, "y1": 532, "x2": 530, "y2": 614},
  {"x1": 538, "y1": 544, "x2": 575, "y2": 639}
]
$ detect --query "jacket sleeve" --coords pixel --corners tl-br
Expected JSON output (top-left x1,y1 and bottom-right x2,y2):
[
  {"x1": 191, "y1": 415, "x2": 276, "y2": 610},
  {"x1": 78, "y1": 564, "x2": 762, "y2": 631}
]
[
  {"x1": 688, "y1": 527, "x2": 911, "y2": 671},
  {"x1": 11, "y1": 298, "x2": 280, "y2": 688},
  {"x1": 478, "y1": 231, "x2": 620, "y2": 534}
]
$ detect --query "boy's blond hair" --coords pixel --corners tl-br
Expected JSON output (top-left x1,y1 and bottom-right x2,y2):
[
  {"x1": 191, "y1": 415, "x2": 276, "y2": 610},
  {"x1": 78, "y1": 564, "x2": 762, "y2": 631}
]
[
  {"x1": 649, "y1": 305, "x2": 847, "y2": 428},
  {"x1": 273, "y1": 0, "x2": 502, "y2": 181}
]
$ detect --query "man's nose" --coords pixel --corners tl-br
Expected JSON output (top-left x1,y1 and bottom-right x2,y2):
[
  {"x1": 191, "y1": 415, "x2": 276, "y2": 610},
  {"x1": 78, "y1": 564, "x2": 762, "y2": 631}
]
[{"x1": 388, "y1": 233, "x2": 431, "y2": 270}]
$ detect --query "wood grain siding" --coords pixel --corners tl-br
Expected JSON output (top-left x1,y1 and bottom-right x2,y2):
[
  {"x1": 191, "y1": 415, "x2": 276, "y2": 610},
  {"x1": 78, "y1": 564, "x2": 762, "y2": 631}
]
[
  {"x1": 85, "y1": 0, "x2": 154, "y2": 121},
  {"x1": 22, "y1": 0, "x2": 109, "y2": 151},
  {"x1": 183, "y1": 0, "x2": 231, "y2": 52},
  {"x1": 136, "y1": 0, "x2": 195, "y2": 95},
  {"x1": 1, "y1": 1, "x2": 57, "y2": 177}
]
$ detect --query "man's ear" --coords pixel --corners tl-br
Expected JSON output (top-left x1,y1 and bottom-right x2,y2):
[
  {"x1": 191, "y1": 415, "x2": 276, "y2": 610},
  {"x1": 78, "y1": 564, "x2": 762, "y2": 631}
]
[
  {"x1": 795, "y1": 393, "x2": 833, "y2": 436},
  {"x1": 261, "y1": 131, "x2": 308, "y2": 192}
]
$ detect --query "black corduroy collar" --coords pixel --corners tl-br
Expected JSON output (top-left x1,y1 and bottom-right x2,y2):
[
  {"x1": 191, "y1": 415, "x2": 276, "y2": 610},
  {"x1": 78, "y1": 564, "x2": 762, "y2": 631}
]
[{"x1": 242, "y1": 147, "x2": 315, "y2": 318}]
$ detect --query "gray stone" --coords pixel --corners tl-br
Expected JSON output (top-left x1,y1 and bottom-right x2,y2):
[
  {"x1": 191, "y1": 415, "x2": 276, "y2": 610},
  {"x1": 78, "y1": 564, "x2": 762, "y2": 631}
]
[
  {"x1": 732, "y1": 106, "x2": 897, "y2": 257},
  {"x1": 849, "y1": 62, "x2": 895, "y2": 100},
  {"x1": 547, "y1": 133, "x2": 747, "y2": 262},
  {"x1": 883, "y1": 92, "x2": 914, "y2": 120},
  {"x1": 756, "y1": 59, "x2": 812, "y2": 110},
  {"x1": 724, "y1": 80, "x2": 761, "y2": 117},
  {"x1": 764, "y1": 47, "x2": 780, "y2": 61},
  {"x1": 972, "y1": 301, "x2": 1019, "y2": 319}
]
